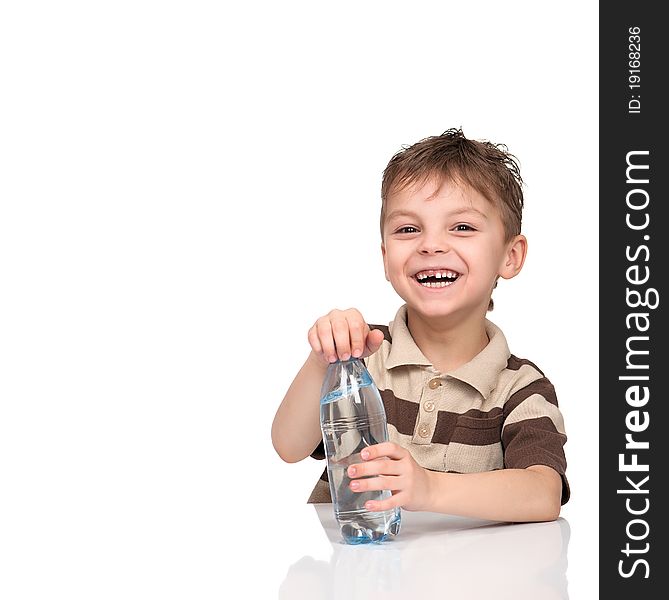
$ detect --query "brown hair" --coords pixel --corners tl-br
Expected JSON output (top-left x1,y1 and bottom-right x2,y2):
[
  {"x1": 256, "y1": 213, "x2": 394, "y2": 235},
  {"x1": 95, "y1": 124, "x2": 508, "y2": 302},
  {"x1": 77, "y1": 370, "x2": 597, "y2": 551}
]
[{"x1": 380, "y1": 128, "x2": 524, "y2": 241}]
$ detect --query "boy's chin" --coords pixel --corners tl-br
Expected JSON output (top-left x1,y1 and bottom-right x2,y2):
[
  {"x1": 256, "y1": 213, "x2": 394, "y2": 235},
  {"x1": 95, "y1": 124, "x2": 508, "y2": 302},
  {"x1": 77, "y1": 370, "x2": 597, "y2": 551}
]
[
  {"x1": 404, "y1": 300, "x2": 486, "y2": 323},
  {"x1": 405, "y1": 301, "x2": 457, "y2": 320}
]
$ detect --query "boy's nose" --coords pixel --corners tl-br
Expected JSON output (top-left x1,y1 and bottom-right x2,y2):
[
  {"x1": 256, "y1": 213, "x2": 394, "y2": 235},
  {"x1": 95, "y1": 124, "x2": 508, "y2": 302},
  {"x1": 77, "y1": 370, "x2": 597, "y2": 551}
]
[
  {"x1": 420, "y1": 246, "x2": 446, "y2": 254},
  {"x1": 419, "y1": 238, "x2": 448, "y2": 255},
  {"x1": 418, "y1": 229, "x2": 449, "y2": 255}
]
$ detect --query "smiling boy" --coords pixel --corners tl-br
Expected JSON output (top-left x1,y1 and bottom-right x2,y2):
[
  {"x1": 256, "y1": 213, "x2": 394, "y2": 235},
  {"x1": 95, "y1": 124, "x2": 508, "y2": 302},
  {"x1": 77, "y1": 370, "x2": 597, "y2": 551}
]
[{"x1": 271, "y1": 129, "x2": 569, "y2": 522}]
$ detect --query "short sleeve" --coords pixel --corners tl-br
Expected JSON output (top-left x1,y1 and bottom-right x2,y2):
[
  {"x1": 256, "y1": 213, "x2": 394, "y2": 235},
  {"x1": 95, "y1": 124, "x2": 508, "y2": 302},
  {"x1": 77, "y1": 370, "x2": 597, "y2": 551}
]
[{"x1": 502, "y1": 377, "x2": 570, "y2": 504}]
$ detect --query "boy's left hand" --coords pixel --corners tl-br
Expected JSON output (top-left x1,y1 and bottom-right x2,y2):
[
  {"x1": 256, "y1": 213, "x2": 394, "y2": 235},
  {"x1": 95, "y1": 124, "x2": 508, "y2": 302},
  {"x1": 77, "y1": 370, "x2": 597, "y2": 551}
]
[{"x1": 347, "y1": 442, "x2": 433, "y2": 512}]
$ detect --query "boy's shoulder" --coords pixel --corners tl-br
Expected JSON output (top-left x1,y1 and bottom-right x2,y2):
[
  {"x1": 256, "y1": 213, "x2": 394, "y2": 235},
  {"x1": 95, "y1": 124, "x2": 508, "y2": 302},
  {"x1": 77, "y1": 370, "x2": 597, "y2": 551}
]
[
  {"x1": 499, "y1": 353, "x2": 558, "y2": 407},
  {"x1": 506, "y1": 354, "x2": 545, "y2": 377}
]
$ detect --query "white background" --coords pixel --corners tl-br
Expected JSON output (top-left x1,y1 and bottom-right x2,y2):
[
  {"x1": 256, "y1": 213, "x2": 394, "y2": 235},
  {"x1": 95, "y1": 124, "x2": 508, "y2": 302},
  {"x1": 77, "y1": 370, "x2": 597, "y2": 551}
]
[{"x1": 1, "y1": 1, "x2": 598, "y2": 597}]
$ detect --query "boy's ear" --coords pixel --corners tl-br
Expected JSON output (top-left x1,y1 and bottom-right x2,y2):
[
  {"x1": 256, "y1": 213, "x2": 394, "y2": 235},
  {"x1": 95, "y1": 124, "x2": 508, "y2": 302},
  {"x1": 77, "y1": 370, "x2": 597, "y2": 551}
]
[
  {"x1": 381, "y1": 243, "x2": 390, "y2": 281},
  {"x1": 499, "y1": 234, "x2": 528, "y2": 280}
]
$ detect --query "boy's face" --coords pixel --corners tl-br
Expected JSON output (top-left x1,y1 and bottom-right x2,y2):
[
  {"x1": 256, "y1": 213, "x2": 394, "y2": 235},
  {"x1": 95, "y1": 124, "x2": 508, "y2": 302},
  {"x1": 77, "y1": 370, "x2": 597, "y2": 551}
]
[{"x1": 381, "y1": 177, "x2": 526, "y2": 324}]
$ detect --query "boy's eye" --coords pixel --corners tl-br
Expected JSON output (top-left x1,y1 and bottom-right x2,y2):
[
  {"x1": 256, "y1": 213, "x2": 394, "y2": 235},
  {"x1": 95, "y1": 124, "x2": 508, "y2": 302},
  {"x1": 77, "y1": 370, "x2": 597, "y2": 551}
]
[
  {"x1": 453, "y1": 224, "x2": 475, "y2": 232},
  {"x1": 395, "y1": 226, "x2": 419, "y2": 234}
]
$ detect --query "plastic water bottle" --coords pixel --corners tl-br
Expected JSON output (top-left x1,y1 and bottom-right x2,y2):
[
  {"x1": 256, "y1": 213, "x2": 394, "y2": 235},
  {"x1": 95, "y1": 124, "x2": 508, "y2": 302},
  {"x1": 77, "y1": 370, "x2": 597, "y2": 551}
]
[{"x1": 319, "y1": 358, "x2": 401, "y2": 544}]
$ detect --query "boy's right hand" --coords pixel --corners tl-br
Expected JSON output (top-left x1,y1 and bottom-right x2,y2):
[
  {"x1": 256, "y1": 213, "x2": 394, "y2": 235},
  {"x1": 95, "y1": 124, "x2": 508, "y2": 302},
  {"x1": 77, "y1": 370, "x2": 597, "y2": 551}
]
[{"x1": 308, "y1": 308, "x2": 385, "y2": 365}]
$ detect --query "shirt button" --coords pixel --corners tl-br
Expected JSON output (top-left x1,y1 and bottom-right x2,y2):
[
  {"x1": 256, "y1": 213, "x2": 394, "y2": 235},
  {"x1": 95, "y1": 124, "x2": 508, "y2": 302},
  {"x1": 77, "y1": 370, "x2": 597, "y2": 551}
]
[
  {"x1": 418, "y1": 424, "x2": 431, "y2": 438},
  {"x1": 424, "y1": 401, "x2": 435, "y2": 412},
  {"x1": 428, "y1": 378, "x2": 441, "y2": 389}
]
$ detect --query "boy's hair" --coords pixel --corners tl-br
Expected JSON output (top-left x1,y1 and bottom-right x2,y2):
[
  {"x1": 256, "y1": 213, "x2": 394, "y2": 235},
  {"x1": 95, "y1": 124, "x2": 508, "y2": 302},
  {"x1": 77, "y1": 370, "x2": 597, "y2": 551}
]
[{"x1": 380, "y1": 128, "x2": 524, "y2": 242}]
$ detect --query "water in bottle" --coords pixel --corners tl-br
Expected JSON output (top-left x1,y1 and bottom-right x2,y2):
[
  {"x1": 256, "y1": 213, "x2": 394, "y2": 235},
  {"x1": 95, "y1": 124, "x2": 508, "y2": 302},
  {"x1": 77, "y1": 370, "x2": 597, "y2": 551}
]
[{"x1": 320, "y1": 358, "x2": 401, "y2": 544}]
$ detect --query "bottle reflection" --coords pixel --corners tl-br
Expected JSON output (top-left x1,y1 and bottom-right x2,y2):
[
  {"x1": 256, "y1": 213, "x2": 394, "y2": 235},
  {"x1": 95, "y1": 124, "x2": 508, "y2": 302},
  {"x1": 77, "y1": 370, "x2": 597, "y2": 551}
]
[{"x1": 279, "y1": 505, "x2": 570, "y2": 600}]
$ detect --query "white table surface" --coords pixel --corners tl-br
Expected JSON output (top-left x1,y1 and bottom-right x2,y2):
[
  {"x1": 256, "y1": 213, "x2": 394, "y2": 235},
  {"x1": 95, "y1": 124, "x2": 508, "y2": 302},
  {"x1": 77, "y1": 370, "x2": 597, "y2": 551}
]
[{"x1": 275, "y1": 504, "x2": 570, "y2": 599}]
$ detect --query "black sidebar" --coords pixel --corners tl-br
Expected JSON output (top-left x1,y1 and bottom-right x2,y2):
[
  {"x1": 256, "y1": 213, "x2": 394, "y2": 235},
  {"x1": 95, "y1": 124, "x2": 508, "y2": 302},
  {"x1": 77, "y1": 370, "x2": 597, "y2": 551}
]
[{"x1": 600, "y1": 3, "x2": 667, "y2": 597}]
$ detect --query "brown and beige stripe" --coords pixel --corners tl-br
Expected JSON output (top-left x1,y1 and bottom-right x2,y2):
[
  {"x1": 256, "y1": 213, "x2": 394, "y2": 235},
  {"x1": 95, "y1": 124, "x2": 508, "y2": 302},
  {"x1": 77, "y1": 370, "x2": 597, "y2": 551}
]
[{"x1": 308, "y1": 307, "x2": 569, "y2": 505}]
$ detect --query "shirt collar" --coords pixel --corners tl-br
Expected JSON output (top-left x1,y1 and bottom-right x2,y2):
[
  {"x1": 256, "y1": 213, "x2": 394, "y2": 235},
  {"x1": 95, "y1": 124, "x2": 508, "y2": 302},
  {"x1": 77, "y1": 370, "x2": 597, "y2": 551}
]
[
  {"x1": 386, "y1": 305, "x2": 432, "y2": 369},
  {"x1": 386, "y1": 305, "x2": 510, "y2": 399}
]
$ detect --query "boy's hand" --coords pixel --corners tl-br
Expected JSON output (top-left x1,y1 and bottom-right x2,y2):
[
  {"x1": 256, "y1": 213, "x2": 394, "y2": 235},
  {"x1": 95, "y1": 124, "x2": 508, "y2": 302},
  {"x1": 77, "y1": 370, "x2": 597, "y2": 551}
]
[
  {"x1": 346, "y1": 442, "x2": 434, "y2": 512},
  {"x1": 308, "y1": 308, "x2": 385, "y2": 364}
]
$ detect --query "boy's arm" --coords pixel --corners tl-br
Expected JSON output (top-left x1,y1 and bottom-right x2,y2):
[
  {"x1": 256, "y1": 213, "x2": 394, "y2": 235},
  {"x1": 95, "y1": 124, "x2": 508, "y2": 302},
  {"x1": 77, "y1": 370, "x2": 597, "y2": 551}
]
[
  {"x1": 272, "y1": 308, "x2": 386, "y2": 463},
  {"x1": 424, "y1": 464, "x2": 563, "y2": 522},
  {"x1": 347, "y1": 443, "x2": 563, "y2": 523},
  {"x1": 271, "y1": 351, "x2": 327, "y2": 463}
]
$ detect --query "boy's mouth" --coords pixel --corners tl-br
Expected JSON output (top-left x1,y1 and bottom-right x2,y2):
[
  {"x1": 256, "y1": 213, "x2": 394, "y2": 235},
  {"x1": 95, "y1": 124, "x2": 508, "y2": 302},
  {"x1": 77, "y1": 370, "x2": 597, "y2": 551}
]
[{"x1": 412, "y1": 269, "x2": 461, "y2": 288}]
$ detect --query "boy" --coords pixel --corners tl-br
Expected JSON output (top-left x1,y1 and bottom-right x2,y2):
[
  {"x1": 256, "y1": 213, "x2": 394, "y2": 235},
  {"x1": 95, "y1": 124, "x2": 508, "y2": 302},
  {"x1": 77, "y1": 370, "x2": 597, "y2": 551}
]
[{"x1": 271, "y1": 128, "x2": 568, "y2": 522}]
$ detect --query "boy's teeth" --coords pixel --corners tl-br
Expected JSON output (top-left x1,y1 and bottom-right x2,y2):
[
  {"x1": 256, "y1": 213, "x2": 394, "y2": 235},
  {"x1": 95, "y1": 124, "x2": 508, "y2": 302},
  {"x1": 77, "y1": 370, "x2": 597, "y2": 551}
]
[
  {"x1": 421, "y1": 280, "x2": 452, "y2": 288},
  {"x1": 414, "y1": 269, "x2": 459, "y2": 287},
  {"x1": 415, "y1": 270, "x2": 459, "y2": 280}
]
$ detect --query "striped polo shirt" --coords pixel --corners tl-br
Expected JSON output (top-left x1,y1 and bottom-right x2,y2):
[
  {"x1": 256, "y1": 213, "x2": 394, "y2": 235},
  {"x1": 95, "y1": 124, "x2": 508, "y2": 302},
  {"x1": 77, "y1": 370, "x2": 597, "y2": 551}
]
[{"x1": 308, "y1": 304, "x2": 569, "y2": 505}]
